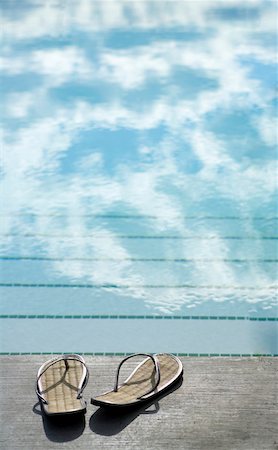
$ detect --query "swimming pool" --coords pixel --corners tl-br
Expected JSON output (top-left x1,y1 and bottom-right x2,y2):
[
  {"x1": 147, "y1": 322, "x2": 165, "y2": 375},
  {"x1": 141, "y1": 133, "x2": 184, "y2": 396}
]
[{"x1": 0, "y1": 0, "x2": 277, "y2": 356}]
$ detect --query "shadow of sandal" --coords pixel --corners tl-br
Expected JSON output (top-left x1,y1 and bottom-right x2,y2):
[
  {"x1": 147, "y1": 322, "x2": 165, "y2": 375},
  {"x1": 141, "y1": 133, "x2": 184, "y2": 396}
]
[
  {"x1": 89, "y1": 376, "x2": 183, "y2": 436},
  {"x1": 33, "y1": 402, "x2": 85, "y2": 442}
]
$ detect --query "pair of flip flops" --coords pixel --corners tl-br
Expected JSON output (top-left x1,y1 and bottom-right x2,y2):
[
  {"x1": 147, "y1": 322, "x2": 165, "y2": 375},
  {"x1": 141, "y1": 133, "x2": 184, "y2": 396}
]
[{"x1": 36, "y1": 353, "x2": 183, "y2": 416}]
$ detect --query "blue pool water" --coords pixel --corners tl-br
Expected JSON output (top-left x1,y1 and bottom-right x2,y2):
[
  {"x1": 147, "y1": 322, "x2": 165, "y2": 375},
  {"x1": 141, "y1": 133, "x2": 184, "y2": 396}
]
[{"x1": 0, "y1": 0, "x2": 277, "y2": 355}]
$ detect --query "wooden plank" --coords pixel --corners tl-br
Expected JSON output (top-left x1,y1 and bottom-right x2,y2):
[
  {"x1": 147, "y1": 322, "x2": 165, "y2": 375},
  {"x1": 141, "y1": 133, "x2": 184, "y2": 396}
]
[{"x1": 0, "y1": 356, "x2": 277, "y2": 449}]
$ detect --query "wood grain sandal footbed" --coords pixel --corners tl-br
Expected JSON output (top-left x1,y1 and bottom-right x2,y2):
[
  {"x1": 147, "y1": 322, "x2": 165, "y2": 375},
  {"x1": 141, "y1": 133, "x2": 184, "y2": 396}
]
[{"x1": 36, "y1": 354, "x2": 89, "y2": 416}]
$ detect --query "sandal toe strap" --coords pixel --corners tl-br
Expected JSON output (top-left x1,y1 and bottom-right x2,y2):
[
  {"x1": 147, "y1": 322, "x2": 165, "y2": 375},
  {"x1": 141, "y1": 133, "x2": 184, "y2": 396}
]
[
  {"x1": 113, "y1": 353, "x2": 161, "y2": 399},
  {"x1": 36, "y1": 354, "x2": 89, "y2": 405}
]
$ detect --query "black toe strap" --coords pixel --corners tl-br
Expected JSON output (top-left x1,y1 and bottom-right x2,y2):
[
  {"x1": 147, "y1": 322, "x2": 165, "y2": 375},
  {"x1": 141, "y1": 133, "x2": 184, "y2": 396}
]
[{"x1": 113, "y1": 353, "x2": 161, "y2": 399}]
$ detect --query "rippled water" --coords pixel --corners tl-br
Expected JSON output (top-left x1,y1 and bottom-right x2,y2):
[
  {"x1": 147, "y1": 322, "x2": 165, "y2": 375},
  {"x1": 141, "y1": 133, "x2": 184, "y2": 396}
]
[{"x1": 0, "y1": 1, "x2": 277, "y2": 353}]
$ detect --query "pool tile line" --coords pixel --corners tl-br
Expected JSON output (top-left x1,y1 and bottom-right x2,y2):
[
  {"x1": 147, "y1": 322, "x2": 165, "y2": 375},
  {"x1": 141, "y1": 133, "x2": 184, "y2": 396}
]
[
  {"x1": 2, "y1": 233, "x2": 278, "y2": 240},
  {"x1": 0, "y1": 352, "x2": 277, "y2": 357},
  {"x1": 1, "y1": 256, "x2": 277, "y2": 263},
  {"x1": 0, "y1": 283, "x2": 276, "y2": 290},
  {"x1": 1, "y1": 214, "x2": 277, "y2": 220},
  {"x1": 0, "y1": 314, "x2": 277, "y2": 321}
]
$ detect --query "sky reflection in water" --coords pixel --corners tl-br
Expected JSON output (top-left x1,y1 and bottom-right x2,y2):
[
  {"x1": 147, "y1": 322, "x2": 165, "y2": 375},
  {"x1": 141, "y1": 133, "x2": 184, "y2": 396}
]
[{"x1": 0, "y1": 0, "x2": 277, "y2": 318}]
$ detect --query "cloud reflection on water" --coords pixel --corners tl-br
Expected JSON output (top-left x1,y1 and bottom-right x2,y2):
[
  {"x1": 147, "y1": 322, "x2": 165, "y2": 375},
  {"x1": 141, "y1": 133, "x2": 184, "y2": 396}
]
[{"x1": 0, "y1": 0, "x2": 277, "y2": 314}]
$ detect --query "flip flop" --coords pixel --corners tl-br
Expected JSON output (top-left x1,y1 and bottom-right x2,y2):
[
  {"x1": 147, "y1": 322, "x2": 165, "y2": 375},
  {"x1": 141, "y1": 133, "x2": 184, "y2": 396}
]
[
  {"x1": 36, "y1": 354, "x2": 89, "y2": 416},
  {"x1": 91, "y1": 353, "x2": 183, "y2": 408}
]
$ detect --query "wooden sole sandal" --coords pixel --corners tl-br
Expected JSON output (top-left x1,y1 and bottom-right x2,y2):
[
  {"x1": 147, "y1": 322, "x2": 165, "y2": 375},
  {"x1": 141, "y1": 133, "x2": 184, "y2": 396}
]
[
  {"x1": 91, "y1": 353, "x2": 183, "y2": 408},
  {"x1": 36, "y1": 354, "x2": 89, "y2": 416}
]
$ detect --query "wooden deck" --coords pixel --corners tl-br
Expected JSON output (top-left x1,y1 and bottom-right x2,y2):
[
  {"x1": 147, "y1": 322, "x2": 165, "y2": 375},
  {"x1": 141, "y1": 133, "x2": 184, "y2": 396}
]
[{"x1": 1, "y1": 356, "x2": 277, "y2": 449}]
